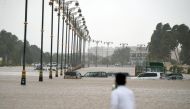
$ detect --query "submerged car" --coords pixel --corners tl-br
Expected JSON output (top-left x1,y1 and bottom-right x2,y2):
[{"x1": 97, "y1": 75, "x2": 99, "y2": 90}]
[
  {"x1": 83, "y1": 71, "x2": 108, "y2": 78},
  {"x1": 134, "y1": 72, "x2": 164, "y2": 80},
  {"x1": 166, "y1": 73, "x2": 183, "y2": 80},
  {"x1": 107, "y1": 72, "x2": 115, "y2": 77},
  {"x1": 64, "y1": 71, "x2": 82, "y2": 79}
]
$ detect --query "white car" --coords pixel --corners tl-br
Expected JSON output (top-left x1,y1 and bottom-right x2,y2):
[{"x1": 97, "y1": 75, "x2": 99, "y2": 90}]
[{"x1": 133, "y1": 72, "x2": 164, "y2": 80}]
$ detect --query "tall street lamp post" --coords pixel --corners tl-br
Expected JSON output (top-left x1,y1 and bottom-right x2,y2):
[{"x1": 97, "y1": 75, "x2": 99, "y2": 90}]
[
  {"x1": 79, "y1": 36, "x2": 82, "y2": 66},
  {"x1": 70, "y1": 26, "x2": 74, "y2": 67},
  {"x1": 64, "y1": 6, "x2": 69, "y2": 73},
  {"x1": 104, "y1": 42, "x2": 113, "y2": 67},
  {"x1": 76, "y1": 33, "x2": 79, "y2": 65},
  {"x1": 60, "y1": 0, "x2": 65, "y2": 76},
  {"x1": 120, "y1": 43, "x2": 128, "y2": 67},
  {"x1": 67, "y1": 14, "x2": 71, "y2": 69},
  {"x1": 39, "y1": 0, "x2": 45, "y2": 82},
  {"x1": 82, "y1": 36, "x2": 87, "y2": 67},
  {"x1": 48, "y1": 0, "x2": 55, "y2": 79},
  {"x1": 101, "y1": 42, "x2": 104, "y2": 66},
  {"x1": 87, "y1": 37, "x2": 91, "y2": 67},
  {"x1": 55, "y1": 0, "x2": 61, "y2": 77},
  {"x1": 21, "y1": 0, "x2": 28, "y2": 85},
  {"x1": 72, "y1": 17, "x2": 78, "y2": 67}
]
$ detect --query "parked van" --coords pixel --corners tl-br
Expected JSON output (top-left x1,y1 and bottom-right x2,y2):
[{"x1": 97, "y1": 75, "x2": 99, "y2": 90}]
[
  {"x1": 135, "y1": 72, "x2": 164, "y2": 80},
  {"x1": 83, "y1": 71, "x2": 108, "y2": 78}
]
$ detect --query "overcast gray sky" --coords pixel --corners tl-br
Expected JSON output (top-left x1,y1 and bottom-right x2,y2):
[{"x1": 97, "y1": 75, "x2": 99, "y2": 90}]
[{"x1": 0, "y1": 0, "x2": 190, "y2": 52}]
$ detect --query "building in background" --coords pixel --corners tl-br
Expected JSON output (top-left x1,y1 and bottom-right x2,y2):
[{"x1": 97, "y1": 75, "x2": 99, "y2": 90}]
[
  {"x1": 88, "y1": 46, "x2": 115, "y2": 57},
  {"x1": 129, "y1": 46, "x2": 148, "y2": 66},
  {"x1": 88, "y1": 45, "x2": 148, "y2": 66}
]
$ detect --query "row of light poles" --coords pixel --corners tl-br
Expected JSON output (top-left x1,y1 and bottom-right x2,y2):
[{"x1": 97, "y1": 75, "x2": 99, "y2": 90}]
[
  {"x1": 87, "y1": 40, "x2": 113, "y2": 67},
  {"x1": 21, "y1": 0, "x2": 90, "y2": 85}
]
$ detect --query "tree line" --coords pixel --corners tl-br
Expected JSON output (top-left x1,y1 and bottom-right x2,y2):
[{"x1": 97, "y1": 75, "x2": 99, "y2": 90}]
[
  {"x1": 1, "y1": 23, "x2": 190, "y2": 66},
  {"x1": 148, "y1": 23, "x2": 190, "y2": 65},
  {"x1": 0, "y1": 30, "x2": 52, "y2": 66},
  {"x1": 1, "y1": 29, "x2": 129, "y2": 66}
]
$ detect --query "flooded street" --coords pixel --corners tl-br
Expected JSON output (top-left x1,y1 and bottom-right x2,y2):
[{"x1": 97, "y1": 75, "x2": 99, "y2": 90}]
[
  {"x1": 1, "y1": 0, "x2": 190, "y2": 108},
  {"x1": 0, "y1": 67, "x2": 190, "y2": 109}
]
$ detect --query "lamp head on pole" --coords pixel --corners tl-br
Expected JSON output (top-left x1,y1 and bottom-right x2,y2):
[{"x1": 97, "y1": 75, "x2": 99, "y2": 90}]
[
  {"x1": 49, "y1": 0, "x2": 54, "y2": 5},
  {"x1": 79, "y1": 14, "x2": 82, "y2": 17},
  {"x1": 78, "y1": 9, "x2": 82, "y2": 13},
  {"x1": 54, "y1": 6, "x2": 58, "y2": 11},
  {"x1": 75, "y1": 2, "x2": 79, "y2": 6}
]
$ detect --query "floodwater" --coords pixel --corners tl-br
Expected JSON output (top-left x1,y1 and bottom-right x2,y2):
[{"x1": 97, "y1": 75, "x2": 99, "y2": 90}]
[{"x1": 0, "y1": 67, "x2": 190, "y2": 109}]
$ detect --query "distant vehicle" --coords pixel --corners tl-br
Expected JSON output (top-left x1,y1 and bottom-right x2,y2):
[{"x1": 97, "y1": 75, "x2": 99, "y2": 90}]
[
  {"x1": 165, "y1": 73, "x2": 183, "y2": 80},
  {"x1": 34, "y1": 64, "x2": 45, "y2": 70},
  {"x1": 83, "y1": 71, "x2": 108, "y2": 78},
  {"x1": 64, "y1": 71, "x2": 82, "y2": 79},
  {"x1": 34, "y1": 64, "x2": 43, "y2": 70},
  {"x1": 107, "y1": 72, "x2": 115, "y2": 77},
  {"x1": 114, "y1": 63, "x2": 121, "y2": 66},
  {"x1": 134, "y1": 72, "x2": 164, "y2": 80},
  {"x1": 47, "y1": 62, "x2": 57, "y2": 67},
  {"x1": 47, "y1": 62, "x2": 57, "y2": 70}
]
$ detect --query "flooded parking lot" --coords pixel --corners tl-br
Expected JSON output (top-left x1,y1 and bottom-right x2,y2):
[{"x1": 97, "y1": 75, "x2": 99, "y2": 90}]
[{"x1": 0, "y1": 73, "x2": 190, "y2": 109}]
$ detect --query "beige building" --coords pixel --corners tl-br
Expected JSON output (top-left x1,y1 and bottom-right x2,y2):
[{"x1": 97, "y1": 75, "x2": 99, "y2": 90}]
[{"x1": 129, "y1": 46, "x2": 148, "y2": 65}]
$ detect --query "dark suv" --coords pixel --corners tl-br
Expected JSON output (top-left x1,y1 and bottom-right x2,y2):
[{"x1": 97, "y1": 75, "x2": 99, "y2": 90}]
[
  {"x1": 64, "y1": 71, "x2": 82, "y2": 79},
  {"x1": 84, "y1": 71, "x2": 108, "y2": 78}
]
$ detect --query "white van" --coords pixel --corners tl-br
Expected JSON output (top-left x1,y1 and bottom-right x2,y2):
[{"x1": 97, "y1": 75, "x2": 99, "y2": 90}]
[{"x1": 135, "y1": 72, "x2": 164, "y2": 80}]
